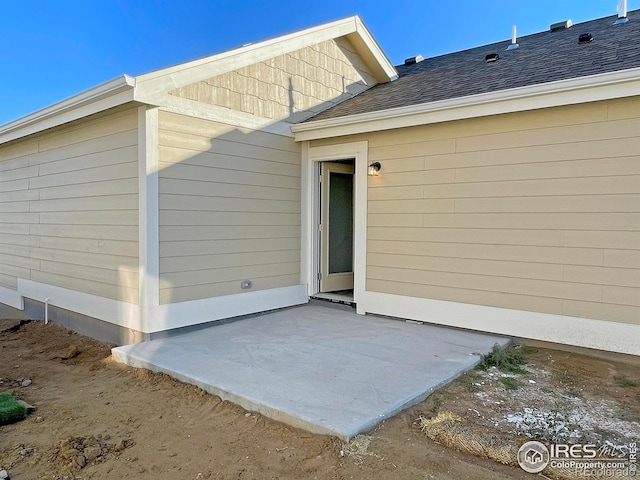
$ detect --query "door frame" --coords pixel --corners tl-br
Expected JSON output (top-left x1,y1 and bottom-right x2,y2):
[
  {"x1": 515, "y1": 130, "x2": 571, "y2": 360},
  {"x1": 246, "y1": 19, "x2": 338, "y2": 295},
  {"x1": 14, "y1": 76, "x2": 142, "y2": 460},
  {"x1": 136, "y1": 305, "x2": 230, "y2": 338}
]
[
  {"x1": 302, "y1": 141, "x2": 368, "y2": 314},
  {"x1": 320, "y1": 161, "x2": 354, "y2": 293}
]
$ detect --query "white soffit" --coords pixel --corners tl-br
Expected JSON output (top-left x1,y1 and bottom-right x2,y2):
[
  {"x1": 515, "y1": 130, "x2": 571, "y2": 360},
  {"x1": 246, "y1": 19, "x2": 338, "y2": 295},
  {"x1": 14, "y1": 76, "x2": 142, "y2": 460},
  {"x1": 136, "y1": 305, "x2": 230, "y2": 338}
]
[{"x1": 292, "y1": 66, "x2": 640, "y2": 141}]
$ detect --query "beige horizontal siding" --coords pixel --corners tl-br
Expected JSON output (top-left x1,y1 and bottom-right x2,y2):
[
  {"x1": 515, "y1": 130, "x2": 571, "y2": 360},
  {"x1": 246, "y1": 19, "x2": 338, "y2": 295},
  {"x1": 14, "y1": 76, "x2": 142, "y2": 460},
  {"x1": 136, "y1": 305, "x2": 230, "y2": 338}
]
[
  {"x1": 160, "y1": 178, "x2": 299, "y2": 201},
  {"x1": 161, "y1": 274, "x2": 300, "y2": 304},
  {"x1": 158, "y1": 111, "x2": 301, "y2": 304},
  {"x1": 160, "y1": 237, "x2": 300, "y2": 257},
  {"x1": 0, "y1": 106, "x2": 139, "y2": 304},
  {"x1": 320, "y1": 97, "x2": 640, "y2": 325}
]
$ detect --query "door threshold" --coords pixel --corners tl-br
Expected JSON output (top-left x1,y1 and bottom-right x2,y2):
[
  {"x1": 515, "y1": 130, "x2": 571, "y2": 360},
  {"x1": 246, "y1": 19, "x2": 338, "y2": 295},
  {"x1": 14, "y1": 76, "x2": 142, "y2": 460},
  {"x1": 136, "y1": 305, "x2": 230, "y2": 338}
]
[{"x1": 311, "y1": 291, "x2": 355, "y2": 307}]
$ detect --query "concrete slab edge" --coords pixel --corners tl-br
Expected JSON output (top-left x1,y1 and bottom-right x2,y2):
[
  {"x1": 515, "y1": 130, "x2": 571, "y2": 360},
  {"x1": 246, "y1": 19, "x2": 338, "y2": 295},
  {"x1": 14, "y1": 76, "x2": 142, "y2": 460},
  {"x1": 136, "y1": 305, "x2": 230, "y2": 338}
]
[
  {"x1": 111, "y1": 347, "x2": 351, "y2": 439},
  {"x1": 111, "y1": 336, "x2": 511, "y2": 441}
]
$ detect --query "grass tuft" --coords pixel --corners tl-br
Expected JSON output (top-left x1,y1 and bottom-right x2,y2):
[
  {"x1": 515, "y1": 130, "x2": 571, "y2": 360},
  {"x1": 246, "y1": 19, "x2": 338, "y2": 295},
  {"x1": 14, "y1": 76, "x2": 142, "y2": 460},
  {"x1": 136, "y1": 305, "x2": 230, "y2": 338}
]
[
  {"x1": 615, "y1": 375, "x2": 638, "y2": 388},
  {"x1": 476, "y1": 343, "x2": 527, "y2": 374},
  {"x1": 0, "y1": 392, "x2": 28, "y2": 425},
  {"x1": 499, "y1": 377, "x2": 520, "y2": 391}
]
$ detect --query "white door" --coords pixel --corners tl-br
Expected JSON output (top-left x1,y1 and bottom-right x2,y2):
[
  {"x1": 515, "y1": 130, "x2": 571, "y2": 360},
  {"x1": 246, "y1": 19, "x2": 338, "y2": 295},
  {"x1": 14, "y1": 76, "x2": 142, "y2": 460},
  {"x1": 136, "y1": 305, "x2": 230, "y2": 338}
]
[{"x1": 320, "y1": 162, "x2": 354, "y2": 292}]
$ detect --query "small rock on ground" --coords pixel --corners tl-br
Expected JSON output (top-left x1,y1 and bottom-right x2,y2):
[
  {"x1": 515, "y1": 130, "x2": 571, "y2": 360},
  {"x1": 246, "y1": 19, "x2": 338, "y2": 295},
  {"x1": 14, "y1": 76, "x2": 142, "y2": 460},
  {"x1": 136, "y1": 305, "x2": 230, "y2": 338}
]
[{"x1": 60, "y1": 345, "x2": 81, "y2": 360}]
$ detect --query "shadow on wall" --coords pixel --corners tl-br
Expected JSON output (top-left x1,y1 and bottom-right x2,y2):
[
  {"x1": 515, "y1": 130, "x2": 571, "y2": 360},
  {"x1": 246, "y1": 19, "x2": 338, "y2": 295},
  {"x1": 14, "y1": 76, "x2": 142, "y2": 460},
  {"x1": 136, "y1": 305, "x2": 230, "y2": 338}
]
[
  {"x1": 0, "y1": 38, "x2": 379, "y2": 345},
  {"x1": 149, "y1": 72, "x2": 370, "y2": 334}
]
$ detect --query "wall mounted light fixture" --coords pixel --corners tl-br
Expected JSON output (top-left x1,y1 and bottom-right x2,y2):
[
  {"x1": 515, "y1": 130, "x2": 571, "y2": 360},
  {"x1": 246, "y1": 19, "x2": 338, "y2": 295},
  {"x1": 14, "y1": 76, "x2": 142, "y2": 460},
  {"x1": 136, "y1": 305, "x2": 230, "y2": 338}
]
[{"x1": 368, "y1": 162, "x2": 381, "y2": 176}]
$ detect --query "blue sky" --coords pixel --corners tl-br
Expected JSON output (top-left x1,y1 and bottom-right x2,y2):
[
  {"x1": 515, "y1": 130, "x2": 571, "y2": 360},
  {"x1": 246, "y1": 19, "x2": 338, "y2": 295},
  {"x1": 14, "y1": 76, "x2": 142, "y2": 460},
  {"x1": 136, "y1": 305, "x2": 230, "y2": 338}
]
[{"x1": 1, "y1": 0, "x2": 638, "y2": 125}]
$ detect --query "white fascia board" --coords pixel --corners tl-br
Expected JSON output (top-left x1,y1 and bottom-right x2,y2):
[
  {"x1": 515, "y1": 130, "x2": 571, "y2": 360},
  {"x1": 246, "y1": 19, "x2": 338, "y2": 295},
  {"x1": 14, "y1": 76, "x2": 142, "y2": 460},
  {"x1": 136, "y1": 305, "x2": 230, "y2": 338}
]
[
  {"x1": 134, "y1": 16, "x2": 397, "y2": 104},
  {"x1": 0, "y1": 75, "x2": 137, "y2": 145},
  {"x1": 292, "y1": 67, "x2": 640, "y2": 141},
  {"x1": 349, "y1": 17, "x2": 397, "y2": 83}
]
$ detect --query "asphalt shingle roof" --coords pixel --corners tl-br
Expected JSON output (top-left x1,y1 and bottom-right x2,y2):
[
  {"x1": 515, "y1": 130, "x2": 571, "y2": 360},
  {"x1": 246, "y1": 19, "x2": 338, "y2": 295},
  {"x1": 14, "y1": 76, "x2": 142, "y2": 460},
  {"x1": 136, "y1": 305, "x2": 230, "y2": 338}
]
[{"x1": 308, "y1": 10, "x2": 640, "y2": 122}]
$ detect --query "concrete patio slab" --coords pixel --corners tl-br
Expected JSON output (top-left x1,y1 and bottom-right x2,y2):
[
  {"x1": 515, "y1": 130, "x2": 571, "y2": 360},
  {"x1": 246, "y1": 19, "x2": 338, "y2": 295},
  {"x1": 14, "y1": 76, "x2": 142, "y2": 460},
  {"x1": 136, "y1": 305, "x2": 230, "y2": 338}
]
[{"x1": 112, "y1": 304, "x2": 509, "y2": 439}]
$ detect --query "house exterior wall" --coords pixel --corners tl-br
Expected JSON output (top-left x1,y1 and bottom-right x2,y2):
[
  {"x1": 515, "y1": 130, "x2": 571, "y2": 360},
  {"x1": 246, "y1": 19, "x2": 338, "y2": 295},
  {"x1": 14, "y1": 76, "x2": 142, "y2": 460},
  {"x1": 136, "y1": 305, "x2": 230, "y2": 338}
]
[
  {"x1": 168, "y1": 38, "x2": 377, "y2": 123},
  {"x1": 157, "y1": 110, "x2": 302, "y2": 305},
  {"x1": 0, "y1": 106, "x2": 140, "y2": 304},
  {"x1": 311, "y1": 97, "x2": 640, "y2": 329}
]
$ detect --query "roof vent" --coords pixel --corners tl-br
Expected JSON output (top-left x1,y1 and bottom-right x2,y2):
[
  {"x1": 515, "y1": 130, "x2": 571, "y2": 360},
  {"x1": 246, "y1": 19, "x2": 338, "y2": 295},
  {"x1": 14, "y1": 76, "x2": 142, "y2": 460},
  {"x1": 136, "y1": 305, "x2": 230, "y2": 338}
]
[
  {"x1": 578, "y1": 32, "x2": 593, "y2": 43},
  {"x1": 506, "y1": 25, "x2": 519, "y2": 50},
  {"x1": 615, "y1": 0, "x2": 629, "y2": 24},
  {"x1": 550, "y1": 19, "x2": 573, "y2": 32},
  {"x1": 404, "y1": 55, "x2": 424, "y2": 65},
  {"x1": 485, "y1": 53, "x2": 499, "y2": 63}
]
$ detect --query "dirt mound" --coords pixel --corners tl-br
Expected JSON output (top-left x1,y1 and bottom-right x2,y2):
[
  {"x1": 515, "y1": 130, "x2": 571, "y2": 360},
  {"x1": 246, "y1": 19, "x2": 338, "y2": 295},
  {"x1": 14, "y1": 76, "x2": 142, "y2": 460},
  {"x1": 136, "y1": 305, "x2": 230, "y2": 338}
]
[{"x1": 53, "y1": 435, "x2": 133, "y2": 470}]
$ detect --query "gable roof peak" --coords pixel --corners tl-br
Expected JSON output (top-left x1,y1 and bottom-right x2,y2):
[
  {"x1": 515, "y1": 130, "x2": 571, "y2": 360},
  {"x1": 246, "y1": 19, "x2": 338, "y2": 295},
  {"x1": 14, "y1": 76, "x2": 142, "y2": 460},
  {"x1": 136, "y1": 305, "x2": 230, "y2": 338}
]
[{"x1": 133, "y1": 15, "x2": 397, "y2": 105}]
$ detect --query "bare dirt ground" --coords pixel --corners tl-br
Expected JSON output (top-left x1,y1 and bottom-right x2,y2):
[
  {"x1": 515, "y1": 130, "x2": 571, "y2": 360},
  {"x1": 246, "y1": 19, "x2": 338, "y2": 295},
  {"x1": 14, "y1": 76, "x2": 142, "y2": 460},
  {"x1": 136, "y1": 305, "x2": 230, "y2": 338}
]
[{"x1": 0, "y1": 319, "x2": 637, "y2": 480}]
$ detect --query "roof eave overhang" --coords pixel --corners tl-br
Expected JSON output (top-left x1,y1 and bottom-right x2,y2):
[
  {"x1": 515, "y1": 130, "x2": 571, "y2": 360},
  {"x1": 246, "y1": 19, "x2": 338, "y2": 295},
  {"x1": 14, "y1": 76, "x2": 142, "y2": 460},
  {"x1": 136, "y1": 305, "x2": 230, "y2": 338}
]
[
  {"x1": 0, "y1": 16, "x2": 398, "y2": 146},
  {"x1": 134, "y1": 15, "x2": 397, "y2": 105},
  {"x1": 0, "y1": 75, "x2": 139, "y2": 146},
  {"x1": 292, "y1": 66, "x2": 640, "y2": 142},
  {"x1": 347, "y1": 17, "x2": 398, "y2": 83}
]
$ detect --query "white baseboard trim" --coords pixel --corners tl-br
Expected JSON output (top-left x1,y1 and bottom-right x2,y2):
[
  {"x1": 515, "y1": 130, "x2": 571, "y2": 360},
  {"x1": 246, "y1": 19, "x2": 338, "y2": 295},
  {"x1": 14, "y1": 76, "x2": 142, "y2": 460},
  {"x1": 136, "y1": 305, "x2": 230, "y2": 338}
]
[
  {"x1": 17, "y1": 279, "x2": 141, "y2": 331},
  {"x1": 0, "y1": 285, "x2": 24, "y2": 310},
  {"x1": 362, "y1": 291, "x2": 640, "y2": 356},
  {"x1": 10, "y1": 280, "x2": 309, "y2": 335},
  {"x1": 152, "y1": 285, "x2": 309, "y2": 333}
]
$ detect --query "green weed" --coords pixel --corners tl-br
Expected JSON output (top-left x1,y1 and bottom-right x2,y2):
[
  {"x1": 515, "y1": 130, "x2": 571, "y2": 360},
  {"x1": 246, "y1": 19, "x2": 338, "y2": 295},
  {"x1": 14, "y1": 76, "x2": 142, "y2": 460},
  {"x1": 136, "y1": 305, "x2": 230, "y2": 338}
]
[
  {"x1": 430, "y1": 396, "x2": 444, "y2": 414},
  {"x1": 476, "y1": 343, "x2": 527, "y2": 374},
  {"x1": 499, "y1": 377, "x2": 520, "y2": 391},
  {"x1": 615, "y1": 376, "x2": 638, "y2": 388}
]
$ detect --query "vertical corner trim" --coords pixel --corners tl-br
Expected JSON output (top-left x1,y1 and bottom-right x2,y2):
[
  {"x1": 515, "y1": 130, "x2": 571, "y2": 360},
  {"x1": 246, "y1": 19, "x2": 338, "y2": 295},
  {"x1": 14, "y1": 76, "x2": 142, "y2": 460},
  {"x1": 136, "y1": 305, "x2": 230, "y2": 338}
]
[{"x1": 138, "y1": 106, "x2": 160, "y2": 332}]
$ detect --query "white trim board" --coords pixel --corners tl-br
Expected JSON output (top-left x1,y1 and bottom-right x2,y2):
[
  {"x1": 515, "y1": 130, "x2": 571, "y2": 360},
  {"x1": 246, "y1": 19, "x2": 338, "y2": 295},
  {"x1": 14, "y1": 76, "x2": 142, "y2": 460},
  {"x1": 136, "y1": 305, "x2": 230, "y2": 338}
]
[
  {"x1": 134, "y1": 16, "x2": 396, "y2": 104},
  {"x1": 362, "y1": 291, "x2": 640, "y2": 356},
  {"x1": 153, "y1": 285, "x2": 308, "y2": 332},
  {"x1": 0, "y1": 285, "x2": 23, "y2": 310},
  {"x1": 161, "y1": 96, "x2": 294, "y2": 137},
  {"x1": 138, "y1": 106, "x2": 160, "y2": 333},
  {"x1": 0, "y1": 16, "x2": 396, "y2": 148},
  {"x1": 292, "y1": 67, "x2": 640, "y2": 141},
  {"x1": 0, "y1": 76, "x2": 137, "y2": 145},
  {"x1": 17, "y1": 279, "x2": 141, "y2": 331},
  {"x1": 8, "y1": 279, "x2": 308, "y2": 334},
  {"x1": 305, "y1": 141, "x2": 368, "y2": 315}
]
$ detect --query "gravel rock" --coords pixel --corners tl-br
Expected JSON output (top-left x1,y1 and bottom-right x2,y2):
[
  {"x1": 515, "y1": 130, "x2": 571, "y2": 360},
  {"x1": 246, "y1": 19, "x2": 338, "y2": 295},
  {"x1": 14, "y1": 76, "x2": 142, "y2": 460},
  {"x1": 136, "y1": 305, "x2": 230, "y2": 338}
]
[
  {"x1": 0, "y1": 469, "x2": 9, "y2": 479},
  {"x1": 84, "y1": 445, "x2": 101, "y2": 462},
  {"x1": 19, "y1": 447, "x2": 33, "y2": 456},
  {"x1": 20, "y1": 378, "x2": 32, "y2": 387},
  {"x1": 114, "y1": 439, "x2": 127, "y2": 452}
]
